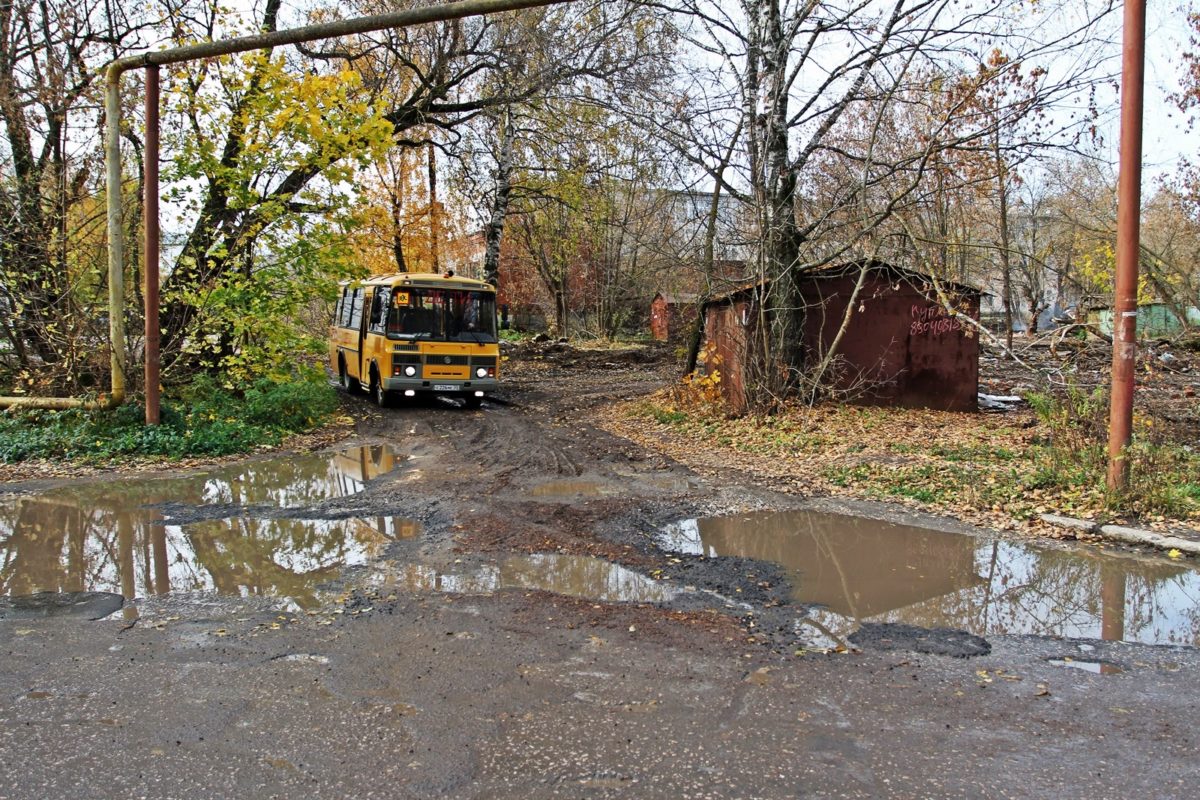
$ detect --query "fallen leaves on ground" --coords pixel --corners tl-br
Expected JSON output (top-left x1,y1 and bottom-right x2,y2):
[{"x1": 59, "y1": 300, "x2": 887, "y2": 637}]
[{"x1": 600, "y1": 394, "x2": 1198, "y2": 540}]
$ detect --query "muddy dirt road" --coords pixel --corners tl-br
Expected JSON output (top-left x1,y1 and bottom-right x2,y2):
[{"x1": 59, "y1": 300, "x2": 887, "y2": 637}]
[{"x1": 2, "y1": 348, "x2": 1199, "y2": 798}]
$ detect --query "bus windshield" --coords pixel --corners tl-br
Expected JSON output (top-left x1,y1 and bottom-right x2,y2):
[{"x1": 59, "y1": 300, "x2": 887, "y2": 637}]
[{"x1": 387, "y1": 288, "x2": 497, "y2": 343}]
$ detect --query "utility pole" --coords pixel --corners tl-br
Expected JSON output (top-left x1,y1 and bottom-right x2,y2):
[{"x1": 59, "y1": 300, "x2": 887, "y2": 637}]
[{"x1": 1106, "y1": 0, "x2": 1146, "y2": 493}]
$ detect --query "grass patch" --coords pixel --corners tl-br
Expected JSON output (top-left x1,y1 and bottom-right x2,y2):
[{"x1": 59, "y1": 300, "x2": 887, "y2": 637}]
[
  {"x1": 929, "y1": 444, "x2": 1016, "y2": 462},
  {"x1": 651, "y1": 408, "x2": 689, "y2": 425},
  {"x1": 0, "y1": 370, "x2": 338, "y2": 463},
  {"x1": 630, "y1": 383, "x2": 1198, "y2": 525}
]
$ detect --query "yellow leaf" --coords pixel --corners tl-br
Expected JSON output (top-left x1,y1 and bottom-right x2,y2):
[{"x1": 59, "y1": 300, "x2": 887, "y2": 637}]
[{"x1": 1167, "y1": 548, "x2": 1183, "y2": 559}]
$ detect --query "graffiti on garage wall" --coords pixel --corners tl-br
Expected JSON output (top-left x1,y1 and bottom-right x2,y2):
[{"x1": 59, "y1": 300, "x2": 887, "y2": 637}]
[{"x1": 910, "y1": 304, "x2": 964, "y2": 337}]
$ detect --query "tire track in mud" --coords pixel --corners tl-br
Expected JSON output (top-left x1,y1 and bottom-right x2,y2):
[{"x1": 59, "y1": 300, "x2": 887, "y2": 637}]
[
  {"x1": 337, "y1": 354, "x2": 813, "y2": 657},
  {"x1": 452, "y1": 406, "x2": 584, "y2": 478}
]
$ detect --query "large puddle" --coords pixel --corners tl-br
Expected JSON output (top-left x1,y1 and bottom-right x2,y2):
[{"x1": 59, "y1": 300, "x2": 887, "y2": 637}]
[
  {"x1": 660, "y1": 510, "x2": 1200, "y2": 646},
  {"x1": 0, "y1": 446, "x2": 416, "y2": 609}
]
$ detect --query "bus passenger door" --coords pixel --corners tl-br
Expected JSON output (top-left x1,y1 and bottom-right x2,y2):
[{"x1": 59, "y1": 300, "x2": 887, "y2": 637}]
[{"x1": 355, "y1": 288, "x2": 372, "y2": 381}]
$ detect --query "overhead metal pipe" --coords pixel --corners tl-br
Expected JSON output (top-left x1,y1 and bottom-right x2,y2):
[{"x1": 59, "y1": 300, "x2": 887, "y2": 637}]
[
  {"x1": 109, "y1": 0, "x2": 567, "y2": 73},
  {"x1": 1106, "y1": 0, "x2": 1146, "y2": 493},
  {"x1": 3, "y1": 0, "x2": 570, "y2": 413}
]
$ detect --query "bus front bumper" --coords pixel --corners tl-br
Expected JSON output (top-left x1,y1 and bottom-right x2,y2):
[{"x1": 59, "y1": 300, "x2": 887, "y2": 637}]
[{"x1": 382, "y1": 377, "x2": 499, "y2": 395}]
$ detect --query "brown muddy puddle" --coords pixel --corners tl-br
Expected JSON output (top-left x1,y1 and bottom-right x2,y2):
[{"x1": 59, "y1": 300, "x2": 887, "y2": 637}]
[
  {"x1": 368, "y1": 553, "x2": 677, "y2": 604},
  {"x1": 659, "y1": 510, "x2": 1200, "y2": 646},
  {"x1": 0, "y1": 446, "x2": 417, "y2": 609},
  {"x1": 1047, "y1": 657, "x2": 1124, "y2": 675}
]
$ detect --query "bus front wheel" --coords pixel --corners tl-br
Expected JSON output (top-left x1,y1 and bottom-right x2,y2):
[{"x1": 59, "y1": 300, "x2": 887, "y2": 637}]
[{"x1": 371, "y1": 373, "x2": 392, "y2": 408}]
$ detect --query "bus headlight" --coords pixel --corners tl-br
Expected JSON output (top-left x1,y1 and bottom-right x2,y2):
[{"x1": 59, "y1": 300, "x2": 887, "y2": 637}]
[
  {"x1": 475, "y1": 367, "x2": 488, "y2": 378},
  {"x1": 404, "y1": 365, "x2": 417, "y2": 377}
]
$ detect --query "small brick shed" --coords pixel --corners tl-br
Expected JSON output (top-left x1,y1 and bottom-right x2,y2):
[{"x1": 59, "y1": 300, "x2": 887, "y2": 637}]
[
  {"x1": 702, "y1": 262, "x2": 981, "y2": 412},
  {"x1": 649, "y1": 293, "x2": 699, "y2": 342}
]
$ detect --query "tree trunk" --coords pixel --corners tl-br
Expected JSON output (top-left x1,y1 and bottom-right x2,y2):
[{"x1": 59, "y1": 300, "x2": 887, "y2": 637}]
[
  {"x1": 483, "y1": 109, "x2": 515, "y2": 287},
  {"x1": 994, "y1": 129, "x2": 1014, "y2": 354},
  {"x1": 427, "y1": 141, "x2": 441, "y2": 273},
  {"x1": 554, "y1": 282, "x2": 569, "y2": 339},
  {"x1": 390, "y1": 175, "x2": 408, "y2": 272},
  {"x1": 744, "y1": 0, "x2": 805, "y2": 402}
]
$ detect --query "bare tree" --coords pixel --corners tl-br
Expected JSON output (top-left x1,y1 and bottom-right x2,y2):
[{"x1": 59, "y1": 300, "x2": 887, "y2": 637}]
[
  {"x1": 657, "y1": 0, "x2": 1118, "y2": 409},
  {"x1": 155, "y1": 0, "x2": 671, "y2": 377},
  {"x1": 0, "y1": 0, "x2": 151, "y2": 391}
]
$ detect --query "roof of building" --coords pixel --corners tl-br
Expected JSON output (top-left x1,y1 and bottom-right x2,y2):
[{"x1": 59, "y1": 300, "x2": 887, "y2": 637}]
[
  {"x1": 652, "y1": 292, "x2": 700, "y2": 305},
  {"x1": 702, "y1": 260, "x2": 982, "y2": 307}
]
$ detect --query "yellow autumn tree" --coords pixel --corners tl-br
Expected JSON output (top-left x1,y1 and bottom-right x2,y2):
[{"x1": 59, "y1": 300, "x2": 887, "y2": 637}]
[{"x1": 346, "y1": 141, "x2": 472, "y2": 277}]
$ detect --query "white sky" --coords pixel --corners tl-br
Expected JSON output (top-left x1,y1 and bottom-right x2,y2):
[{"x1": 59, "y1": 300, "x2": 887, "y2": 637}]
[{"x1": 1138, "y1": 3, "x2": 1196, "y2": 179}]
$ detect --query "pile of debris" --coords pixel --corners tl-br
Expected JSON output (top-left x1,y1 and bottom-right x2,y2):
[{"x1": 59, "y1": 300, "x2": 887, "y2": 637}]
[{"x1": 977, "y1": 330, "x2": 1197, "y2": 440}]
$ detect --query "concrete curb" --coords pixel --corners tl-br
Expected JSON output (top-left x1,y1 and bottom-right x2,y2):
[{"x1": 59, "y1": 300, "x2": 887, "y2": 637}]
[{"x1": 1039, "y1": 513, "x2": 1200, "y2": 556}]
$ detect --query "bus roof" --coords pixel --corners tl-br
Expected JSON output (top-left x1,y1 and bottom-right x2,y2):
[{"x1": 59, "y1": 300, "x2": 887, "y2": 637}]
[{"x1": 342, "y1": 272, "x2": 494, "y2": 292}]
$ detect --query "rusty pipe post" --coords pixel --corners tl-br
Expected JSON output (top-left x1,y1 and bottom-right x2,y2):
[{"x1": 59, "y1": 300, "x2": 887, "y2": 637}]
[
  {"x1": 103, "y1": 69, "x2": 128, "y2": 405},
  {"x1": 1106, "y1": 0, "x2": 1146, "y2": 493},
  {"x1": 144, "y1": 65, "x2": 161, "y2": 425}
]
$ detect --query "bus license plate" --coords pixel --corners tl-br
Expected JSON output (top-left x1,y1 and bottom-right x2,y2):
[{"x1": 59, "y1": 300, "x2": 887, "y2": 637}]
[{"x1": 432, "y1": 384, "x2": 456, "y2": 391}]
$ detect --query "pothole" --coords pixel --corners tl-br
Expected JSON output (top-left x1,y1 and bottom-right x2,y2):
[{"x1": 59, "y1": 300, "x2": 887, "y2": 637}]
[
  {"x1": 659, "y1": 509, "x2": 1200, "y2": 646},
  {"x1": 1047, "y1": 657, "x2": 1124, "y2": 675},
  {"x1": 368, "y1": 553, "x2": 676, "y2": 604},
  {"x1": 0, "y1": 591, "x2": 124, "y2": 621},
  {"x1": 530, "y1": 480, "x2": 617, "y2": 498}
]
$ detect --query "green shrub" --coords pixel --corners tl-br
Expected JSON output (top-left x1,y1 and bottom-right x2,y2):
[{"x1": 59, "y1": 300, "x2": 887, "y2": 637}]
[
  {"x1": 241, "y1": 373, "x2": 339, "y2": 431},
  {"x1": 0, "y1": 370, "x2": 337, "y2": 463},
  {"x1": 498, "y1": 328, "x2": 528, "y2": 343}
]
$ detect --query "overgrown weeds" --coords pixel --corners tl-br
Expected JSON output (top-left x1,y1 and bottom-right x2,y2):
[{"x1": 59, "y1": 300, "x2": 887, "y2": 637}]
[
  {"x1": 627, "y1": 379, "x2": 1198, "y2": 527},
  {"x1": 0, "y1": 368, "x2": 338, "y2": 463},
  {"x1": 1026, "y1": 385, "x2": 1200, "y2": 518}
]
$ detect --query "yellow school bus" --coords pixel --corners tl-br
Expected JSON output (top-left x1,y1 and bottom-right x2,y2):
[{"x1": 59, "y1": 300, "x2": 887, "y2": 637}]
[{"x1": 329, "y1": 271, "x2": 499, "y2": 408}]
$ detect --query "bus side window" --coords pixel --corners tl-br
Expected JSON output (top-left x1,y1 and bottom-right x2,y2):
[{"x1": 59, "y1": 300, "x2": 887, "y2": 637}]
[
  {"x1": 333, "y1": 294, "x2": 343, "y2": 326},
  {"x1": 369, "y1": 288, "x2": 390, "y2": 334},
  {"x1": 348, "y1": 289, "x2": 365, "y2": 331},
  {"x1": 339, "y1": 288, "x2": 355, "y2": 328}
]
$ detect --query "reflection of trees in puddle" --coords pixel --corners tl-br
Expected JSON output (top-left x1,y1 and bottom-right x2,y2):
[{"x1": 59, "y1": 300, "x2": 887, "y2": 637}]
[
  {"x1": 199, "y1": 445, "x2": 400, "y2": 507},
  {"x1": 669, "y1": 511, "x2": 1200, "y2": 646},
  {"x1": 0, "y1": 447, "x2": 410, "y2": 608},
  {"x1": 672, "y1": 512, "x2": 983, "y2": 616},
  {"x1": 889, "y1": 543, "x2": 1199, "y2": 645},
  {"x1": 184, "y1": 517, "x2": 402, "y2": 608},
  {"x1": 500, "y1": 554, "x2": 675, "y2": 603}
]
